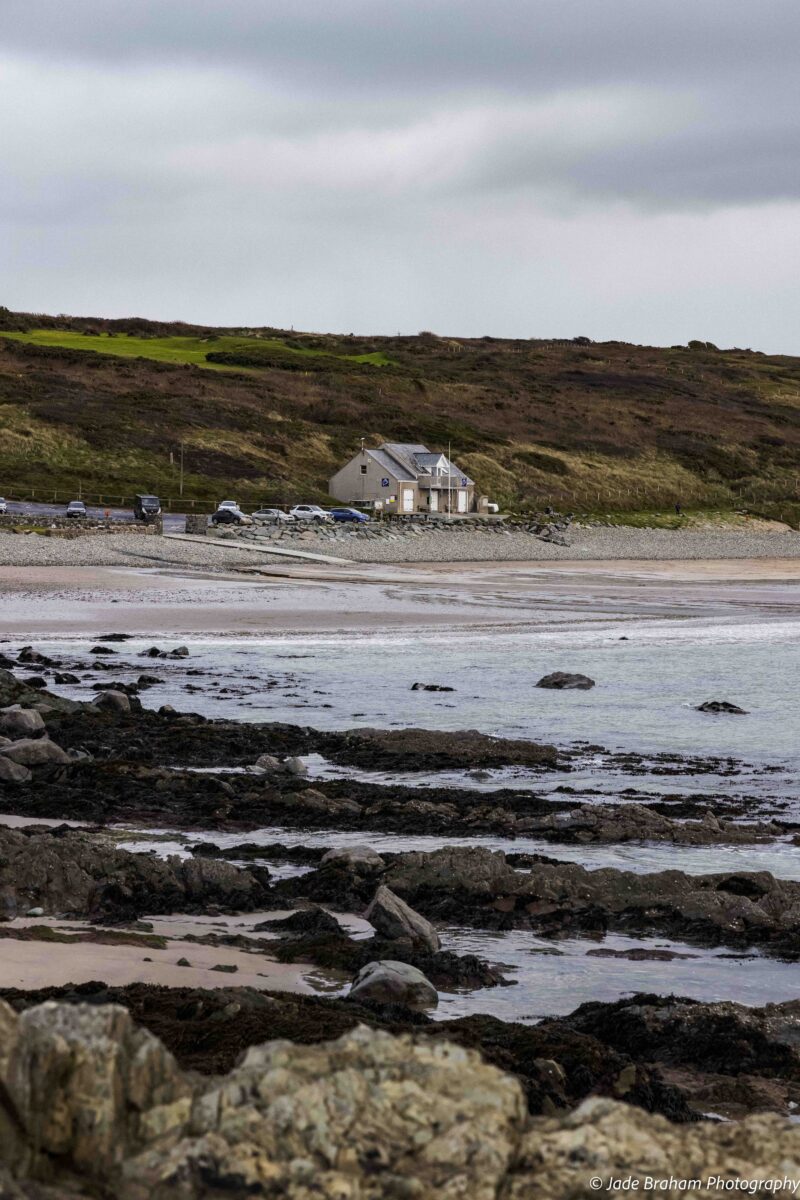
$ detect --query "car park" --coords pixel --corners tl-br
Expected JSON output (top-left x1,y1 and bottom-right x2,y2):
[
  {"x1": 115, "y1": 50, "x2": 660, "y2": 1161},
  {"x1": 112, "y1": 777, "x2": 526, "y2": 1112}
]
[
  {"x1": 289, "y1": 504, "x2": 332, "y2": 522},
  {"x1": 329, "y1": 507, "x2": 369, "y2": 523},
  {"x1": 252, "y1": 507, "x2": 293, "y2": 523},
  {"x1": 66, "y1": 500, "x2": 87, "y2": 518}
]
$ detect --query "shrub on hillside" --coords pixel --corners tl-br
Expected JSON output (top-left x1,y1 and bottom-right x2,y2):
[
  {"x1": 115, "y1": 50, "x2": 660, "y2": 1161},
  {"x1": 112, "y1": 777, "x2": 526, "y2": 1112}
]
[{"x1": 514, "y1": 449, "x2": 570, "y2": 476}]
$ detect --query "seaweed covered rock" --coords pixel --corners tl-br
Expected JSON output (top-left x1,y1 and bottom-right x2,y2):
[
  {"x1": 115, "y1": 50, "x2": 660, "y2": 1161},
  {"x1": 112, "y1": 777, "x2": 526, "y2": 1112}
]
[
  {"x1": 0, "y1": 826, "x2": 270, "y2": 920},
  {"x1": 319, "y1": 725, "x2": 561, "y2": 771},
  {"x1": 697, "y1": 700, "x2": 748, "y2": 714},
  {"x1": 536, "y1": 672, "x2": 596, "y2": 690}
]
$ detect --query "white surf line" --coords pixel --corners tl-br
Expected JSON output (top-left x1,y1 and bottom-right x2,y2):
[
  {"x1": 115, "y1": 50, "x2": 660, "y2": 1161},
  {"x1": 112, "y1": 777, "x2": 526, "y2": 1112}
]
[{"x1": 163, "y1": 532, "x2": 351, "y2": 566}]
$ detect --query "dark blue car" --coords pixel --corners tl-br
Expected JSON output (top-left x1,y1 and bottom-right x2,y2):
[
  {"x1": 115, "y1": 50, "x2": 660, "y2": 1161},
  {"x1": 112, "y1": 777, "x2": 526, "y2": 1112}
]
[{"x1": 329, "y1": 507, "x2": 369, "y2": 523}]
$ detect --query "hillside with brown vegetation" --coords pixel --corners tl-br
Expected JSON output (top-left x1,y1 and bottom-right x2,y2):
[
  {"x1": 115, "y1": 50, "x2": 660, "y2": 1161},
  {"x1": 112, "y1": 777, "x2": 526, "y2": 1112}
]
[{"x1": 1, "y1": 305, "x2": 799, "y2": 517}]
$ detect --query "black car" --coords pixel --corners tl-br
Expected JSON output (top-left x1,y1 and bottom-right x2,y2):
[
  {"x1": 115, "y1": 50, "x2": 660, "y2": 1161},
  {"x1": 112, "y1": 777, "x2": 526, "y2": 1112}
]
[
  {"x1": 134, "y1": 494, "x2": 161, "y2": 521},
  {"x1": 211, "y1": 507, "x2": 248, "y2": 525}
]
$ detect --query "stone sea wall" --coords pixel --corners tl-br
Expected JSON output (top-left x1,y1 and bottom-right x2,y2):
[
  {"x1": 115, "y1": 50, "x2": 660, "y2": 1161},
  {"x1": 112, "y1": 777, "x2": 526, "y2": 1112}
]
[{"x1": 0, "y1": 514, "x2": 162, "y2": 536}]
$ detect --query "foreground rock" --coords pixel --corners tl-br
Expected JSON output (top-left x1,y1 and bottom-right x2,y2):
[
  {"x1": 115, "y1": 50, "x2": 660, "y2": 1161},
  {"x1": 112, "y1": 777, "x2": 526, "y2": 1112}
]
[
  {"x1": 505, "y1": 1099, "x2": 800, "y2": 1200},
  {"x1": 349, "y1": 959, "x2": 439, "y2": 1009},
  {"x1": 0, "y1": 998, "x2": 798, "y2": 1198},
  {"x1": 0, "y1": 1000, "x2": 518, "y2": 1198},
  {"x1": 0, "y1": 826, "x2": 269, "y2": 920}
]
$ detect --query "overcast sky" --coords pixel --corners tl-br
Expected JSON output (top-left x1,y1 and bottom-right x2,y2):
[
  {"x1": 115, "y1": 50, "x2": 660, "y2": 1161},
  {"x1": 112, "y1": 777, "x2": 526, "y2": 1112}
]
[{"x1": 2, "y1": 0, "x2": 799, "y2": 349}]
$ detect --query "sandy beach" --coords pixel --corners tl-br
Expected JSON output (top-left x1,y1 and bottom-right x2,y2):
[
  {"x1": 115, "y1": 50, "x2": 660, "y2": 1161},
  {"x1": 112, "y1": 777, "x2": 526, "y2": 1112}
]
[
  {"x1": 0, "y1": 912, "x2": 347, "y2": 993},
  {"x1": 2, "y1": 554, "x2": 800, "y2": 637}
]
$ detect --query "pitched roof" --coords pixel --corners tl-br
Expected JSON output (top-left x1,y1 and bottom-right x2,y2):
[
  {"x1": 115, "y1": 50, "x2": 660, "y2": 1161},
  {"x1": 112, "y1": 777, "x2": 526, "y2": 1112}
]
[
  {"x1": 379, "y1": 443, "x2": 473, "y2": 485},
  {"x1": 365, "y1": 448, "x2": 414, "y2": 479}
]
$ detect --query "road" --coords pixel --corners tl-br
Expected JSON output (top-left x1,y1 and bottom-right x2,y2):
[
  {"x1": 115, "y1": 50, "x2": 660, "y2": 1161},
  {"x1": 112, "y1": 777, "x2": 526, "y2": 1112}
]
[{"x1": 0, "y1": 499, "x2": 187, "y2": 532}]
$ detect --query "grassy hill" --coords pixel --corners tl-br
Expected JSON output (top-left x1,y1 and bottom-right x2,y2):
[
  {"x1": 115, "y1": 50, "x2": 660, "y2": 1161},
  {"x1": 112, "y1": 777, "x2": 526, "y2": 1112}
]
[{"x1": 2, "y1": 305, "x2": 800, "y2": 519}]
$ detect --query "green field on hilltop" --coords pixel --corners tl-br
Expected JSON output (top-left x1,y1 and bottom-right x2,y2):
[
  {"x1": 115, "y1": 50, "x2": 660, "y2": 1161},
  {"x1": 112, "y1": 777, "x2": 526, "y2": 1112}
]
[{"x1": 0, "y1": 329, "x2": 392, "y2": 372}]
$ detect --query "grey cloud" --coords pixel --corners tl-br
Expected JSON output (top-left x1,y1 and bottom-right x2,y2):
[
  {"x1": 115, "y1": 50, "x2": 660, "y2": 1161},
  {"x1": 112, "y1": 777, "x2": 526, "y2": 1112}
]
[
  {"x1": 1, "y1": 1, "x2": 799, "y2": 347},
  {"x1": 3, "y1": 0, "x2": 800, "y2": 94},
  {"x1": 2, "y1": 0, "x2": 798, "y2": 211},
  {"x1": 451, "y1": 96, "x2": 800, "y2": 209}
]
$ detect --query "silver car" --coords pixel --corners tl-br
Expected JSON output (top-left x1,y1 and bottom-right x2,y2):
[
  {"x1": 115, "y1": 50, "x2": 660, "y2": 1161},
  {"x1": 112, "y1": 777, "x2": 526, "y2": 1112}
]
[
  {"x1": 252, "y1": 507, "x2": 293, "y2": 524},
  {"x1": 289, "y1": 504, "x2": 332, "y2": 523}
]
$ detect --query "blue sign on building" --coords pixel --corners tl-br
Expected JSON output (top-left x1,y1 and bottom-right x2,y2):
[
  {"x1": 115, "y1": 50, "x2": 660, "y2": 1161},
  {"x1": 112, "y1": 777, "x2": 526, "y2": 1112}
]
[
  {"x1": 461, "y1": 477, "x2": 468, "y2": 487},
  {"x1": 381, "y1": 477, "x2": 390, "y2": 487}
]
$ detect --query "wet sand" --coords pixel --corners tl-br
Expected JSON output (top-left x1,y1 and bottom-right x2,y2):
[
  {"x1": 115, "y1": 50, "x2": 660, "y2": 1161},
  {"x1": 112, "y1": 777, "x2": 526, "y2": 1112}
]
[
  {"x1": 2, "y1": 558, "x2": 800, "y2": 636},
  {"x1": 1, "y1": 913, "x2": 347, "y2": 993}
]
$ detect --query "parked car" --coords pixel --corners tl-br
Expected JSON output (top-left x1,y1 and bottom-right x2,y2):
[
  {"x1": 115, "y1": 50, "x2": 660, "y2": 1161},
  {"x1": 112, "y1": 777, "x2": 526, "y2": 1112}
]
[
  {"x1": 0, "y1": 498, "x2": 6, "y2": 514},
  {"x1": 133, "y1": 493, "x2": 161, "y2": 521},
  {"x1": 252, "y1": 507, "x2": 293, "y2": 523},
  {"x1": 66, "y1": 500, "x2": 87, "y2": 518},
  {"x1": 217, "y1": 500, "x2": 240, "y2": 511},
  {"x1": 211, "y1": 505, "x2": 253, "y2": 526},
  {"x1": 329, "y1": 507, "x2": 369, "y2": 523},
  {"x1": 289, "y1": 504, "x2": 332, "y2": 523}
]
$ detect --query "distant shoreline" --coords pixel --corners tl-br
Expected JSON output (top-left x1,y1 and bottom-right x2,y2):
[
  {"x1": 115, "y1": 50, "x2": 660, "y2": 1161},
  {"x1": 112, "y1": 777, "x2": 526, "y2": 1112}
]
[{"x1": 3, "y1": 524, "x2": 800, "y2": 571}]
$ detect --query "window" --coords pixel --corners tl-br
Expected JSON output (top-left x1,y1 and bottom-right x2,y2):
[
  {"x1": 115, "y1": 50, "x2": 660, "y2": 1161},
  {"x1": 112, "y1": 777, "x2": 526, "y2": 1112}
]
[{"x1": 360, "y1": 464, "x2": 368, "y2": 475}]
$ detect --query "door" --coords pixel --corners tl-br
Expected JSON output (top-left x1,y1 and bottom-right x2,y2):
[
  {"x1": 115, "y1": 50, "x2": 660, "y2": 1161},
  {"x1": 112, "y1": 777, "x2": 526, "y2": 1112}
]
[
  {"x1": 457, "y1": 489, "x2": 468, "y2": 513},
  {"x1": 429, "y1": 490, "x2": 438, "y2": 512},
  {"x1": 402, "y1": 488, "x2": 414, "y2": 513}
]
